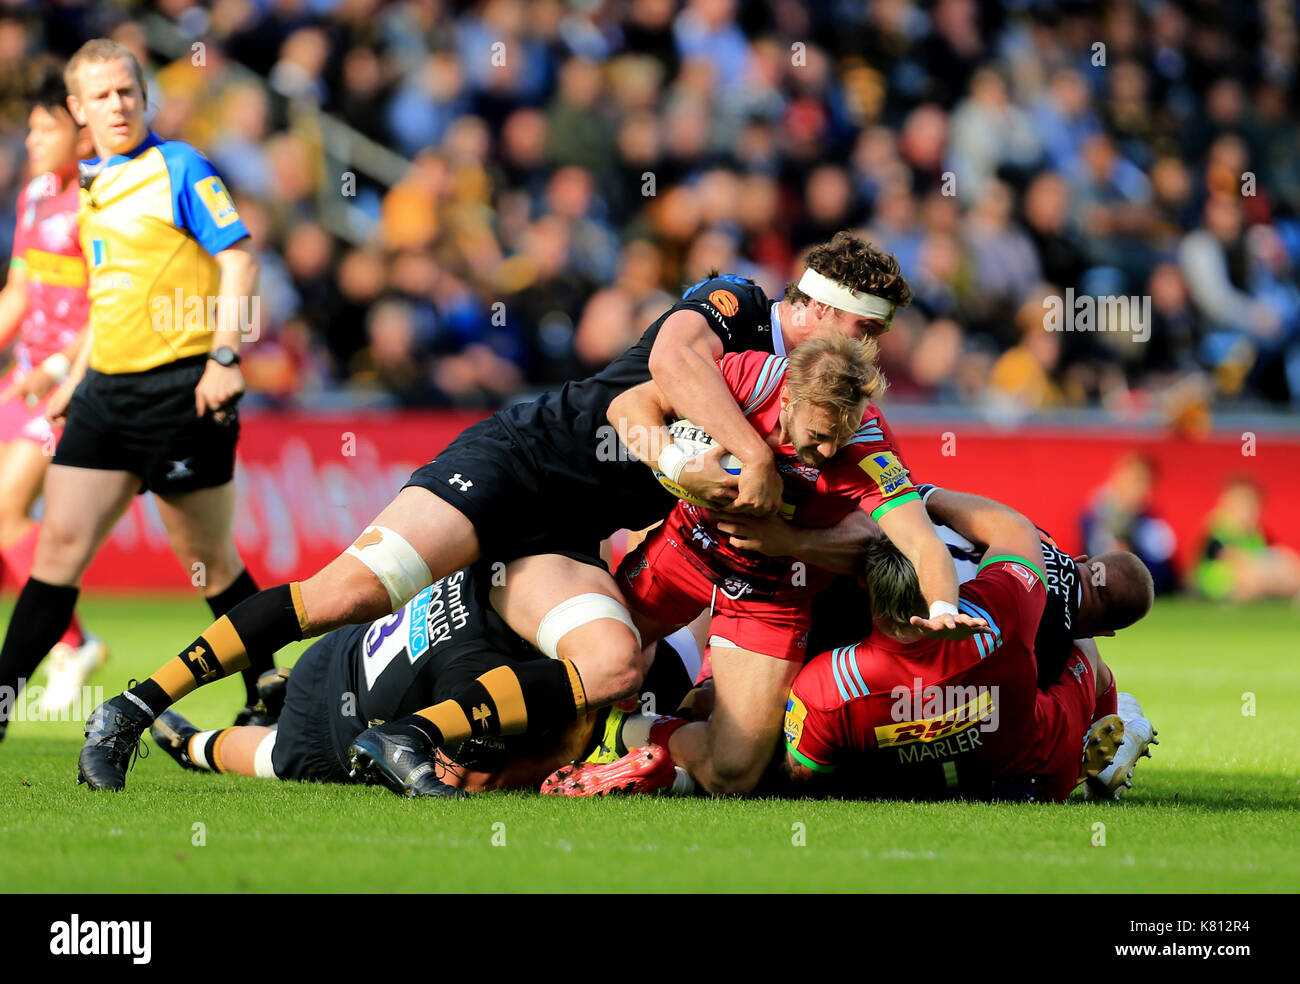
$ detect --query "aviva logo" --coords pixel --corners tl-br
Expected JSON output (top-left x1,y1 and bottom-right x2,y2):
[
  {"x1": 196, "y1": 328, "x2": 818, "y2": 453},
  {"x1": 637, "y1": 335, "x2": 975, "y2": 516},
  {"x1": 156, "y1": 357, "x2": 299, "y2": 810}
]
[
  {"x1": 194, "y1": 176, "x2": 239, "y2": 228},
  {"x1": 860, "y1": 450, "x2": 911, "y2": 497},
  {"x1": 91, "y1": 238, "x2": 110, "y2": 266}
]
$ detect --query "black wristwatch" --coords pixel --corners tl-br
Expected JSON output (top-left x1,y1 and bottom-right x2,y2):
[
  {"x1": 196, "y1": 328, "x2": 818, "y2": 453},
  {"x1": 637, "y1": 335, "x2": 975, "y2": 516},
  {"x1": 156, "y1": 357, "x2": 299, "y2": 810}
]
[{"x1": 209, "y1": 346, "x2": 241, "y2": 367}]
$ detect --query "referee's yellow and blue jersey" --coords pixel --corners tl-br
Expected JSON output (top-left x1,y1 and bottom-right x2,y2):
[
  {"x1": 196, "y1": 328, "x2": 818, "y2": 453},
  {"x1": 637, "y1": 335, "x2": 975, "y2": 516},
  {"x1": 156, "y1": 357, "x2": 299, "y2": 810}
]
[{"x1": 78, "y1": 131, "x2": 249, "y2": 374}]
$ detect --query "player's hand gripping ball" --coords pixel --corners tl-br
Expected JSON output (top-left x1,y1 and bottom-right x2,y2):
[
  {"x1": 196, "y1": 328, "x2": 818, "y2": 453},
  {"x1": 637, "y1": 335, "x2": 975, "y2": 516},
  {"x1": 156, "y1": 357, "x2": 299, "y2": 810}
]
[{"x1": 653, "y1": 419, "x2": 743, "y2": 507}]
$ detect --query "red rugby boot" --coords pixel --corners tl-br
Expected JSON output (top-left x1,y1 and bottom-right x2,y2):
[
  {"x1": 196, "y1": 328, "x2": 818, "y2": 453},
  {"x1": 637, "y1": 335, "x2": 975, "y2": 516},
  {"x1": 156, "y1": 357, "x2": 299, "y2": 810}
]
[{"x1": 541, "y1": 742, "x2": 677, "y2": 797}]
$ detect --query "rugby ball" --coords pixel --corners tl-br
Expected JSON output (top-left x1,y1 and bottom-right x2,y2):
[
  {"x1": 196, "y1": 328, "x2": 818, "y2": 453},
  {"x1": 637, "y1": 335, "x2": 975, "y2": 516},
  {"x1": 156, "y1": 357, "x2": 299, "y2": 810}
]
[{"x1": 653, "y1": 419, "x2": 743, "y2": 507}]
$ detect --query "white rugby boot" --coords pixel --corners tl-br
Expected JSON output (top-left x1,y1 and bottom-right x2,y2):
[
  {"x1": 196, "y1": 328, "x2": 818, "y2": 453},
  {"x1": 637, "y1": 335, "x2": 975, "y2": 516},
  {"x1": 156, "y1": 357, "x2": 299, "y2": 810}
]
[
  {"x1": 1086, "y1": 692, "x2": 1158, "y2": 799},
  {"x1": 38, "y1": 635, "x2": 109, "y2": 715},
  {"x1": 1079, "y1": 714, "x2": 1124, "y2": 784}
]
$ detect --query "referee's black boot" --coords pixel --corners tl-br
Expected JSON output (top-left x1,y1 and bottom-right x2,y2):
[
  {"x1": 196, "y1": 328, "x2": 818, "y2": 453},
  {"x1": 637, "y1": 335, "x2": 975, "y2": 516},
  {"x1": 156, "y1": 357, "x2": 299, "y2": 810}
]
[
  {"x1": 348, "y1": 724, "x2": 467, "y2": 799},
  {"x1": 233, "y1": 666, "x2": 291, "y2": 727},
  {"x1": 78, "y1": 693, "x2": 153, "y2": 791}
]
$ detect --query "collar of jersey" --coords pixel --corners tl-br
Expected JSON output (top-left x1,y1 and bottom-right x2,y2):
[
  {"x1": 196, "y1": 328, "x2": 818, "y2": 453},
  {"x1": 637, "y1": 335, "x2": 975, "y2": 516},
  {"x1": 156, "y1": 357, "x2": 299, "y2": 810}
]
[
  {"x1": 770, "y1": 302, "x2": 787, "y2": 357},
  {"x1": 865, "y1": 630, "x2": 927, "y2": 655},
  {"x1": 81, "y1": 130, "x2": 163, "y2": 170}
]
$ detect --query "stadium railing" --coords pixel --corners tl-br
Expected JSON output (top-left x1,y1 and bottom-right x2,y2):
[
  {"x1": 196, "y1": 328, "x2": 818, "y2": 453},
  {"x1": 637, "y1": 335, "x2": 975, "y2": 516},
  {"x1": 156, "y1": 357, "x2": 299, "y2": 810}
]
[{"x1": 142, "y1": 12, "x2": 410, "y2": 246}]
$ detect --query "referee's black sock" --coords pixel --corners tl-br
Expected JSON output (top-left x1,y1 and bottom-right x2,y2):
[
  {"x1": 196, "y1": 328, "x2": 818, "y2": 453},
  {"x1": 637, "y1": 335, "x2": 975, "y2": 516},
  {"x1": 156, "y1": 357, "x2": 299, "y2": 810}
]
[
  {"x1": 405, "y1": 659, "x2": 588, "y2": 747},
  {"x1": 0, "y1": 578, "x2": 79, "y2": 731},
  {"x1": 127, "y1": 583, "x2": 307, "y2": 718},
  {"x1": 204, "y1": 568, "x2": 264, "y2": 706}
]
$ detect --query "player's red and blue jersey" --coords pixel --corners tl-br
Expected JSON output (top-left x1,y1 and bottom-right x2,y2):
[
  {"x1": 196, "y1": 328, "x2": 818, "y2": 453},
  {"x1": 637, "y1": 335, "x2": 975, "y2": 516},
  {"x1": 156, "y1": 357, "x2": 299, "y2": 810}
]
[
  {"x1": 785, "y1": 554, "x2": 1077, "y2": 797},
  {"x1": 9, "y1": 170, "x2": 87, "y2": 370},
  {"x1": 665, "y1": 349, "x2": 919, "y2": 598}
]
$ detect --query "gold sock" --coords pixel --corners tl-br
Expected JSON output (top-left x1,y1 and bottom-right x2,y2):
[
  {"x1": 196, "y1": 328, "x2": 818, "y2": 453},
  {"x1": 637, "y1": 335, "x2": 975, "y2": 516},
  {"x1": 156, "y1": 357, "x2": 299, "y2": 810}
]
[{"x1": 149, "y1": 616, "x2": 250, "y2": 703}]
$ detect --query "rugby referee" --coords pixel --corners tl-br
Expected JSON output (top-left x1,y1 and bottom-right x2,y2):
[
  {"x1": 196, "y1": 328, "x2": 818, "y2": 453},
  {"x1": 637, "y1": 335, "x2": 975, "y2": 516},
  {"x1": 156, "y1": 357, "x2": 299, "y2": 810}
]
[{"x1": 0, "y1": 39, "x2": 271, "y2": 737}]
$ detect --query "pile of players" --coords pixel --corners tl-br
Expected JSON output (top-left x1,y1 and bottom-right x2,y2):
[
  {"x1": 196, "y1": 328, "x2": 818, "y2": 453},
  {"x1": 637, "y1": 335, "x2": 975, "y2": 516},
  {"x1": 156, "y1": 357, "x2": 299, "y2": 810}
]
[{"x1": 80, "y1": 231, "x2": 1158, "y2": 804}]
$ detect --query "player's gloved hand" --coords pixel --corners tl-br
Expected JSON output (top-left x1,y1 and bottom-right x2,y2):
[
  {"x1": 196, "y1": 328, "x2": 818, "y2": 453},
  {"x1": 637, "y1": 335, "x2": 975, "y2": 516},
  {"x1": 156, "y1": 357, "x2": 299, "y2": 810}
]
[
  {"x1": 195, "y1": 362, "x2": 245, "y2": 425},
  {"x1": 908, "y1": 611, "x2": 994, "y2": 641},
  {"x1": 731, "y1": 451, "x2": 782, "y2": 517},
  {"x1": 675, "y1": 445, "x2": 739, "y2": 510},
  {"x1": 715, "y1": 512, "x2": 798, "y2": 556}
]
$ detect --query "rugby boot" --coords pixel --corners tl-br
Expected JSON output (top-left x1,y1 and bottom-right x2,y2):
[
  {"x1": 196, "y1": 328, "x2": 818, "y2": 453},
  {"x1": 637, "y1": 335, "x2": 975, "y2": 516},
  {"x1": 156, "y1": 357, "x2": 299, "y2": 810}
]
[
  {"x1": 1086, "y1": 693, "x2": 1158, "y2": 799},
  {"x1": 541, "y1": 742, "x2": 677, "y2": 796},
  {"x1": 583, "y1": 706, "x2": 630, "y2": 764},
  {"x1": 78, "y1": 692, "x2": 153, "y2": 791},
  {"x1": 39, "y1": 635, "x2": 109, "y2": 715},
  {"x1": 150, "y1": 710, "x2": 202, "y2": 772},
  {"x1": 233, "y1": 666, "x2": 292, "y2": 727},
  {"x1": 349, "y1": 723, "x2": 467, "y2": 798},
  {"x1": 1078, "y1": 713, "x2": 1124, "y2": 783}
]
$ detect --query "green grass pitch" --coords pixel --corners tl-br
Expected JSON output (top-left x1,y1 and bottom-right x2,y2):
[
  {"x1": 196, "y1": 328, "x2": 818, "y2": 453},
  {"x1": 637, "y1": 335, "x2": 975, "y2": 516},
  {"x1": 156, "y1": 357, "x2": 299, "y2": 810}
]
[{"x1": 1, "y1": 594, "x2": 1296, "y2": 893}]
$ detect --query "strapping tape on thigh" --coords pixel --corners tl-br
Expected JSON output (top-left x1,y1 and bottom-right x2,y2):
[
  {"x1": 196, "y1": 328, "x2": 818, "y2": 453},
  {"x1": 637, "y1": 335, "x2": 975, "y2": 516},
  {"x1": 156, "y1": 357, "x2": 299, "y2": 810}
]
[
  {"x1": 345, "y1": 525, "x2": 432, "y2": 610},
  {"x1": 535, "y1": 593, "x2": 641, "y2": 659},
  {"x1": 253, "y1": 731, "x2": 278, "y2": 778}
]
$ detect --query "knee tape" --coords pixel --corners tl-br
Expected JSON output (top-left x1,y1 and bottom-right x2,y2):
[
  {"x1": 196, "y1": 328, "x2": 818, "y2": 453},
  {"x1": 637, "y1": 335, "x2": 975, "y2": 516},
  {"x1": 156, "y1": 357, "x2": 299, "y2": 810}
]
[
  {"x1": 345, "y1": 525, "x2": 432, "y2": 610},
  {"x1": 535, "y1": 593, "x2": 641, "y2": 659}
]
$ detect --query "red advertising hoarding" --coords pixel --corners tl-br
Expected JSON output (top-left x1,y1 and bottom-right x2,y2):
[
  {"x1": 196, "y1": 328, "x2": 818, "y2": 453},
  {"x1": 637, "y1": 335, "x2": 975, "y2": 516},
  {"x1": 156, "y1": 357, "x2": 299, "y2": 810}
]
[{"x1": 7, "y1": 412, "x2": 1298, "y2": 592}]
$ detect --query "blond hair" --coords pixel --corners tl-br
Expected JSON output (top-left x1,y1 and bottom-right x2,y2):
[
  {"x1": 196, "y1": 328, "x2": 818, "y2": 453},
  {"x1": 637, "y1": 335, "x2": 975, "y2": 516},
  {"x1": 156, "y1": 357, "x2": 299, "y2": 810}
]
[
  {"x1": 863, "y1": 535, "x2": 926, "y2": 634},
  {"x1": 65, "y1": 39, "x2": 146, "y2": 97},
  {"x1": 785, "y1": 333, "x2": 887, "y2": 436}
]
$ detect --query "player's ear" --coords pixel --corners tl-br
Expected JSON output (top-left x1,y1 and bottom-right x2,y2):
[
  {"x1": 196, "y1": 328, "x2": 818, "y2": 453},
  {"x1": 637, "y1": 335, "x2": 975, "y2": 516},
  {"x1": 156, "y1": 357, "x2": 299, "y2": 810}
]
[{"x1": 66, "y1": 94, "x2": 87, "y2": 127}]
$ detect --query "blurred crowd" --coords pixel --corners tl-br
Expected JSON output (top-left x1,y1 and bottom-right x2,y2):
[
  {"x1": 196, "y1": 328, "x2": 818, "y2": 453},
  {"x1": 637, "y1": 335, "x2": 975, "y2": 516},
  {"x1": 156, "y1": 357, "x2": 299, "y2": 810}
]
[
  {"x1": 1081, "y1": 453, "x2": 1300, "y2": 599},
  {"x1": 2, "y1": 0, "x2": 1300, "y2": 416}
]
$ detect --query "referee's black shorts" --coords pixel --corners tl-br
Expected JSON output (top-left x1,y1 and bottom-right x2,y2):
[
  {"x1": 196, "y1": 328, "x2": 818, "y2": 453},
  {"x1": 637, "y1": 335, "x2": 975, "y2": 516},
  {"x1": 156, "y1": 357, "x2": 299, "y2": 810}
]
[{"x1": 53, "y1": 354, "x2": 239, "y2": 496}]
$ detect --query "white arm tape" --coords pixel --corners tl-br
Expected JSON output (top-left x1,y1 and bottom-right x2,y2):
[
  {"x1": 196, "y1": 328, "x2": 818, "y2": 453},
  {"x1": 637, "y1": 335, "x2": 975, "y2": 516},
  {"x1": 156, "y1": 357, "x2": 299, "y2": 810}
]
[
  {"x1": 657, "y1": 443, "x2": 688, "y2": 482},
  {"x1": 345, "y1": 525, "x2": 433, "y2": 610},
  {"x1": 536, "y1": 592, "x2": 641, "y2": 659},
  {"x1": 929, "y1": 600, "x2": 960, "y2": 619}
]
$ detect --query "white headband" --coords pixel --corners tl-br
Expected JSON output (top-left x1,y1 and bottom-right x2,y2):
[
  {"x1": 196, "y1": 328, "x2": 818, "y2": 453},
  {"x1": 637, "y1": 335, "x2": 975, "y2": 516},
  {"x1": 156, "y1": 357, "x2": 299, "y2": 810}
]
[{"x1": 797, "y1": 268, "x2": 896, "y2": 324}]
